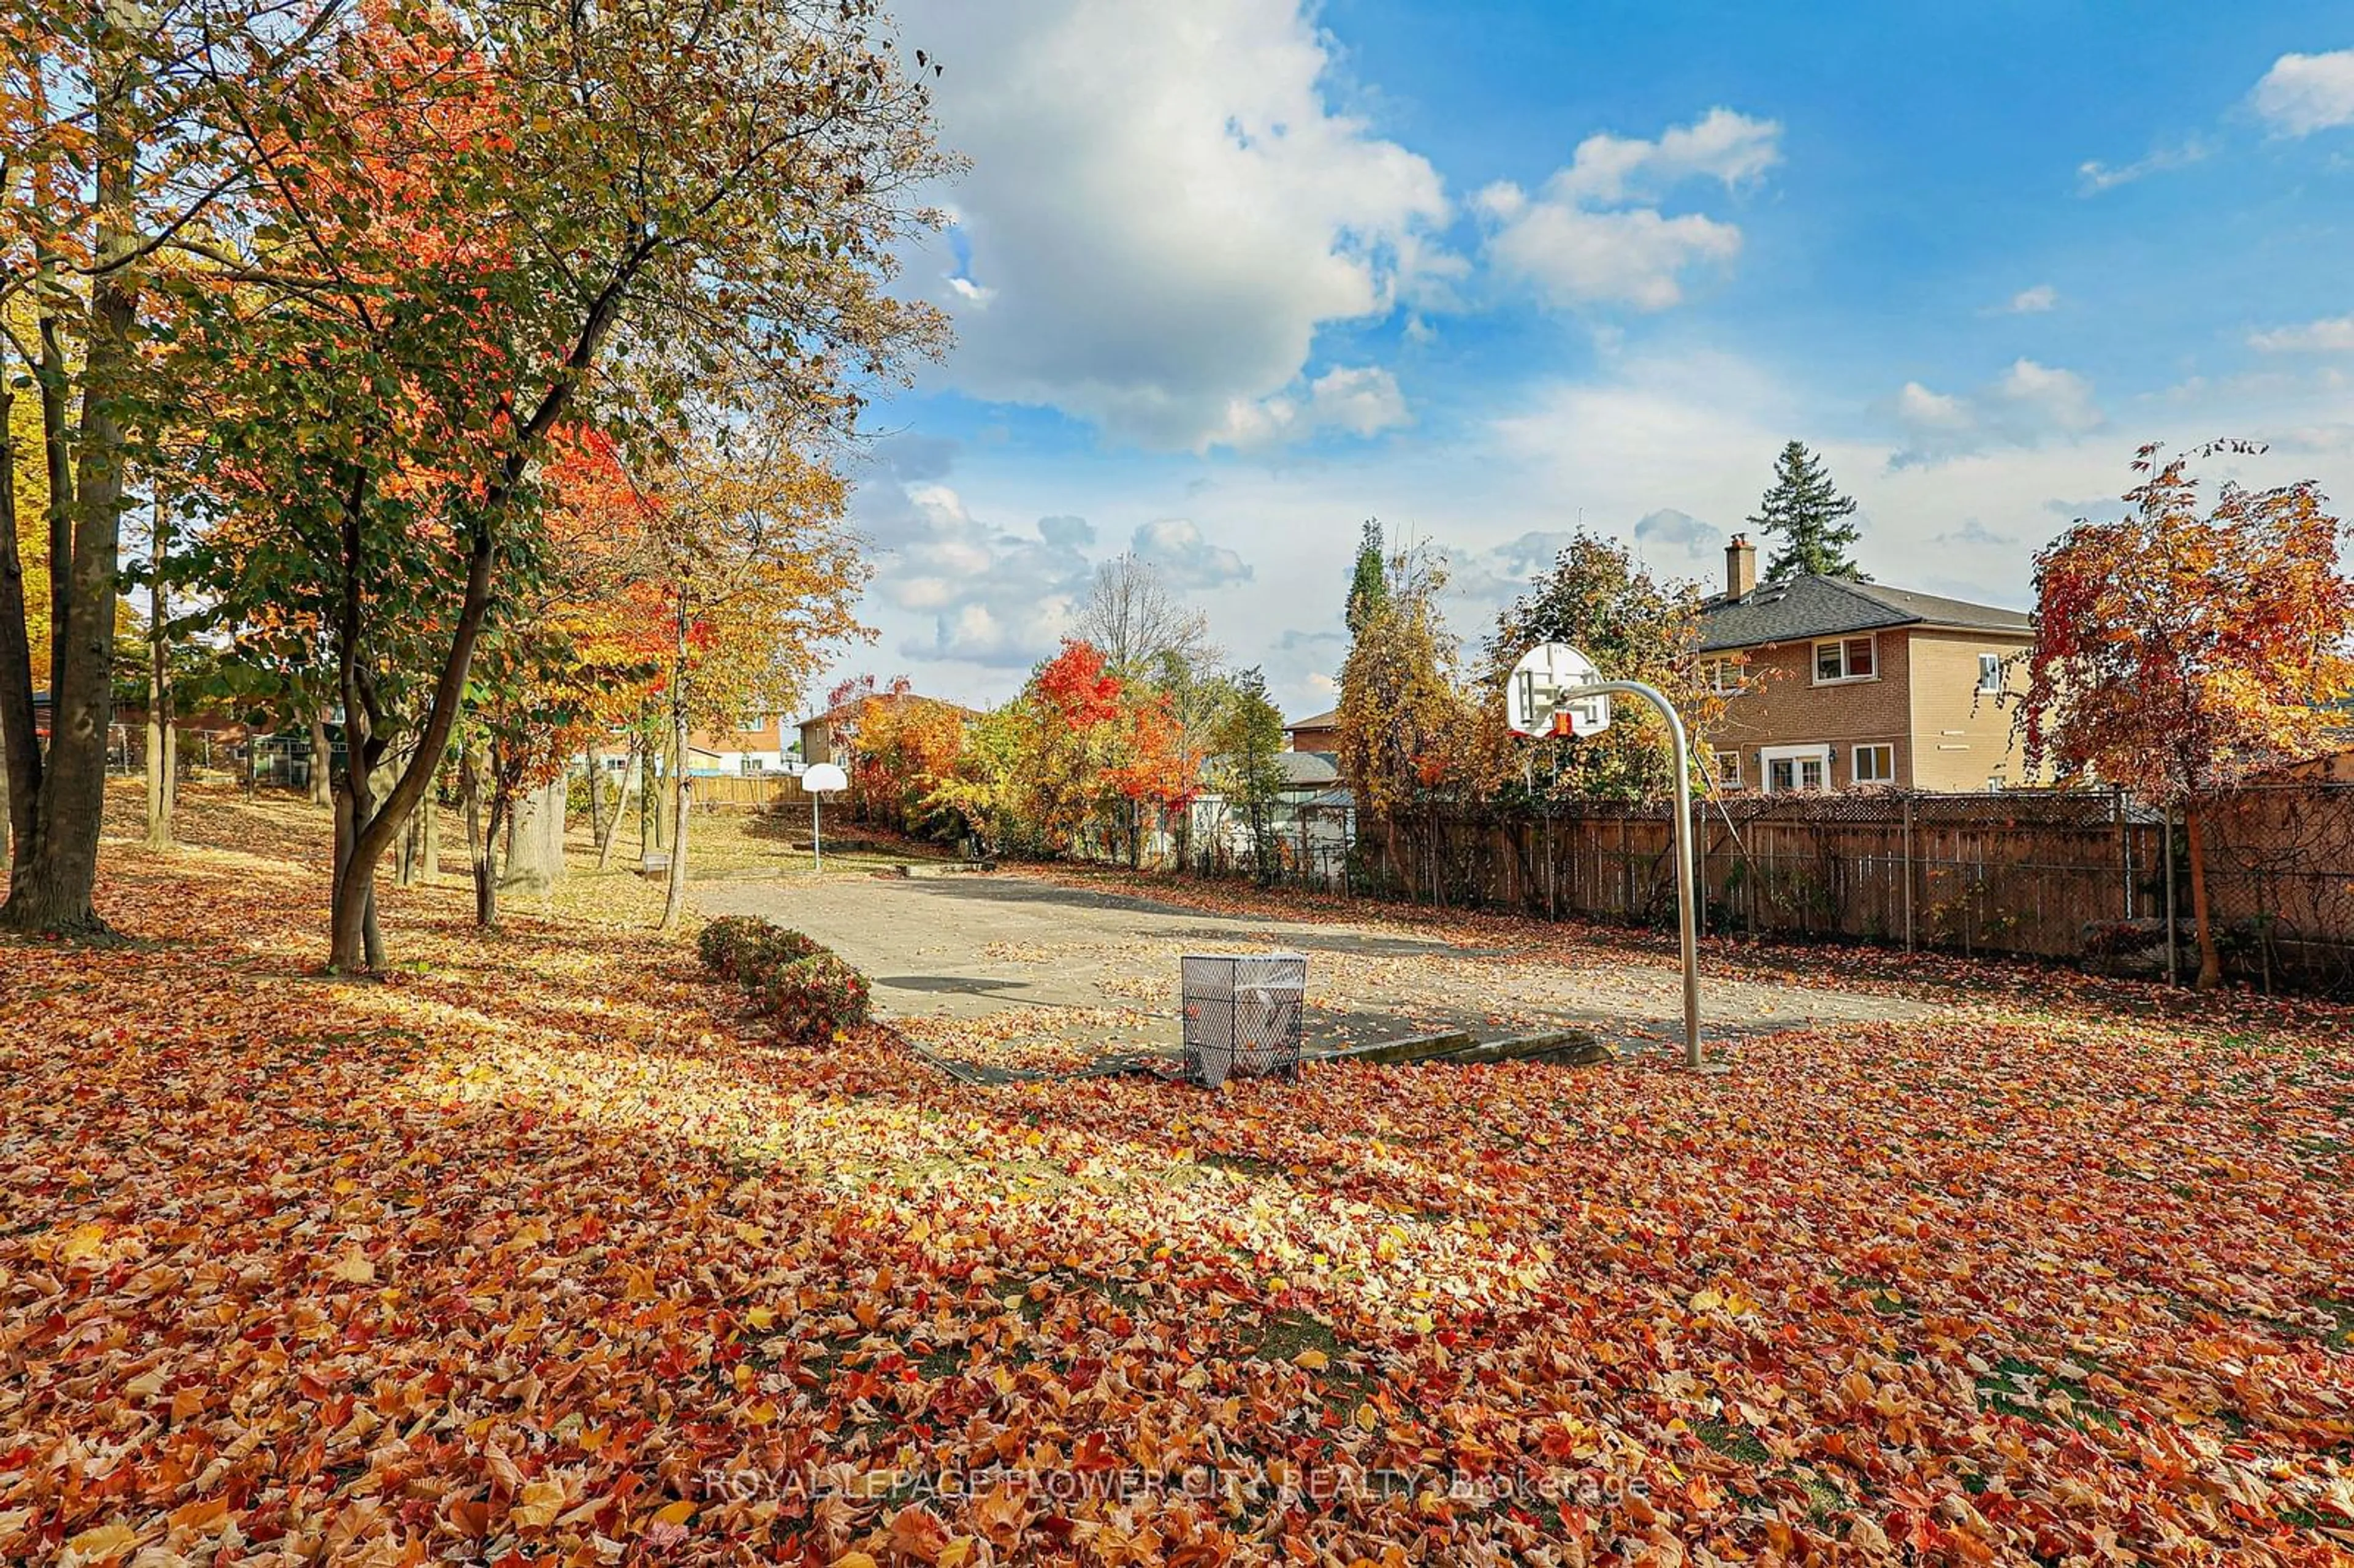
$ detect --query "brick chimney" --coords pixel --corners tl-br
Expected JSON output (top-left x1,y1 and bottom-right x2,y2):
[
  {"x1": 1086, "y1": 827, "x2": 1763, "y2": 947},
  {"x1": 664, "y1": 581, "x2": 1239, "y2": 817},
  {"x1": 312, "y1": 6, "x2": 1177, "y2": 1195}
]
[{"x1": 1726, "y1": 534, "x2": 1757, "y2": 600}]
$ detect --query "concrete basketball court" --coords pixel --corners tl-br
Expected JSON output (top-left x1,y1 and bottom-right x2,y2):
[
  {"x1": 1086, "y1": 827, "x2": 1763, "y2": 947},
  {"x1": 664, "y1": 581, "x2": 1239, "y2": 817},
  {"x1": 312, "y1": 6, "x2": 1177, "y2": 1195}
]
[{"x1": 696, "y1": 870, "x2": 1938, "y2": 1069}]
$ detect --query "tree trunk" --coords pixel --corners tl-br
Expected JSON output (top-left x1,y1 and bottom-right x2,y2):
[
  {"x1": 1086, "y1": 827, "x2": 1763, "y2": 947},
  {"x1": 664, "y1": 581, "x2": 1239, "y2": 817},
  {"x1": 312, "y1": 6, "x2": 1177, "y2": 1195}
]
[
  {"x1": 395, "y1": 796, "x2": 418, "y2": 886},
  {"x1": 462, "y1": 745, "x2": 498, "y2": 929},
  {"x1": 641, "y1": 729, "x2": 658, "y2": 853},
  {"x1": 584, "y1": 745, "x2": 604, "y2": 846},
  {"x1": 660, "y1": 595, "x2": 691, "y2": 932},
  {"x1": 502, "y1": 778, "x2": 565, "y2": 897},
  {"x1": 398, "y1": 752, "x2": 438, "y2": 887},
  {"x1": 143, "y1": 612, "x2": 172, "y2": 850},
  {"x1": 0, "y1": 348, "x2": 38, "y2": 878},
  {"x1": 2185, "y1": 804, "x2": 2222, "y2": 991},
  {"x1": 309, "y1": 713, "x2": 332, "y2": 806},
  {"x1": 661, "y1": 729, "x2": 691, "y2": 931},
  {"x1": 598, "y1": 733, "x2": 634, "y2": 870},
  {"x1": 330, "y1": 740, "x2": 392, "y2": 970},
  {"x1": 0, "y1": 82, "x2": 138, "y2": 938},
  {"x1": 144, "y1": 501, "x2": 175, "y2": 853},
  {"x1": 419, "y1": 766, "x2": 441, "y2": 883}
]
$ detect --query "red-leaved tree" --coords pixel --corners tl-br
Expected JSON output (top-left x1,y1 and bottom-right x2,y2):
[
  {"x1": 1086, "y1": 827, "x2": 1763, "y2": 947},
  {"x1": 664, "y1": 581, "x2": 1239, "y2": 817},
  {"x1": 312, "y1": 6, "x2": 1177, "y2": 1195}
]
[{"x1": 2020, "y1": 443, "x2": 2354, "y2": 988}]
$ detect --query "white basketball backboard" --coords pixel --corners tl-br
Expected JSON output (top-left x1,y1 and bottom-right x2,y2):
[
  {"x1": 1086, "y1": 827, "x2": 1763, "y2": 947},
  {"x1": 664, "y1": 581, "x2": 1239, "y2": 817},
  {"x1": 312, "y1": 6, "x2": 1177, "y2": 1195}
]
[{"x1": 1506, "y1": 643, "x2": 1610, "y2": 739}]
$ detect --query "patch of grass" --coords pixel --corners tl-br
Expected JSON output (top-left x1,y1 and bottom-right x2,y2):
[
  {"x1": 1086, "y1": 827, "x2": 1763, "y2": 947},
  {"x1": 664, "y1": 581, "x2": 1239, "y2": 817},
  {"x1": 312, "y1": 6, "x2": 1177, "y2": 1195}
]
[
  {"x1": 1695, "y1": 1418, "x2": 1772, "y2": 1466},
  {"x1": 1776, "y1": 1466, "x2": 1846, "y2": 1524},
  {"x1": 1973, "y1": 1355, "x2": 2121, "y2": 1432},
  {"x1": 1252, "y1": 1306, "x2": 1344, "y2": 1364},
  {"x1": 1197, "y1": 1149, "x2": 1286, "y2": 1178},
  {"x1": 2309, "y1": 1298, "x2": 2354, "y2": 1350}
]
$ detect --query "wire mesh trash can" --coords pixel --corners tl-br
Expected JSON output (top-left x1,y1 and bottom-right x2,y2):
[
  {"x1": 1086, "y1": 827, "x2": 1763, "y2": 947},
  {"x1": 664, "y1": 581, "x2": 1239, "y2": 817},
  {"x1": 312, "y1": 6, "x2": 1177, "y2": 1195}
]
[{"x1": 1182, "y1": 953, "x2": 1306, "y2": 1087}]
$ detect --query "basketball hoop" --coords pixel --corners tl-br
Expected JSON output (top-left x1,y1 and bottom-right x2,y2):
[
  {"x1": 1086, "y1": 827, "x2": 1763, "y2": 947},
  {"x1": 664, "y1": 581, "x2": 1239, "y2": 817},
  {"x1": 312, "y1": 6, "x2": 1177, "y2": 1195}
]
[
  {"x1": 1505, "y1": 644, "x2": 1712, "y2": 1071},
  {"x1": 1507, "y1": 643, "x2": 1611, "y2": 739}
]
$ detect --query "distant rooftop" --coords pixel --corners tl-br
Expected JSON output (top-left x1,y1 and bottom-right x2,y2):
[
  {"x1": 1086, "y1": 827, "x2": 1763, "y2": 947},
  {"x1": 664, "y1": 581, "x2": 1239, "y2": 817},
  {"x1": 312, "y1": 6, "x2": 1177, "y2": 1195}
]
[
  {"x1": 1285, "y1": 707, "x2": 1338, "y2": 731},
  {"x1": 1699, "y1": 574, "x2": 2030, "y2": 653},
  {"x1": 796, "y1": 690, "x2": 981, "y2": 727}
]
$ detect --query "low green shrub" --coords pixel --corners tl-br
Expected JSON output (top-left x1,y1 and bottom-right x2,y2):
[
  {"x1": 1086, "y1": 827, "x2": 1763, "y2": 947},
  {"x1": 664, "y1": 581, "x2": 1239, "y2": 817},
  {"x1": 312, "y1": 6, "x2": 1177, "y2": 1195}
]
[
  {"x1": 757, "y1": 951, "x2": 872, "y2": 1044},
  {"x1": 695, "y1": 916, "x2": 867, "y2": 1041},
  {"x1": 696, "y1": 916, "x2": 820, "y2": 987}
]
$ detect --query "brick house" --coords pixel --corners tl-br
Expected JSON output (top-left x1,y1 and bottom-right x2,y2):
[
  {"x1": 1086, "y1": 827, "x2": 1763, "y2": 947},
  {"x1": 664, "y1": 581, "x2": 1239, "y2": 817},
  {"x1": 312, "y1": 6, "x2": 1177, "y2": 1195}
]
[
  {"x1": 1282, "y1": 708, "x2": 1340, "y2": 753},
  {"x1": 795, "y1": 691, "x2": 978, "y2": 767},
  {"x1": 1699, "y1": 536, "x2": 2035, "y2": 793},
  {"x1": 685, "y1": 714, "x2": 794, "y2": 775}
]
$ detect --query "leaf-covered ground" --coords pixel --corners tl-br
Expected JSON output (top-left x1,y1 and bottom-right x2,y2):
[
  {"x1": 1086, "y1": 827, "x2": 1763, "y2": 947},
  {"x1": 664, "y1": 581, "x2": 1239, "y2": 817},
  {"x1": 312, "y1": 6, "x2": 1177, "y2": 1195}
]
[{"x1": 3, "y1": 789, "x2": 2352, "y2": 1566}]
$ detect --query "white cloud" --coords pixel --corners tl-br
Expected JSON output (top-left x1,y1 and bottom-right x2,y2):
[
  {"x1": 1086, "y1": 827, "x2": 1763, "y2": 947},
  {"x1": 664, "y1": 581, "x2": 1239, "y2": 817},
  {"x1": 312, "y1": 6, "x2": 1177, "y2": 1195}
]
[
  {"x1": 1632, "y1": 506, "x2": 1722, "y2": 556},
  {"x1": 1998, "y1": 283, "x2": 2059, "y2": 314},
  {"x1": 1205, "y1": 365, "x2": 1412, "y2": 451},
  {"x1": 1549, "y1": 108, "x2": 1784, "y2": 204},
  {"x1": 1893, "y1": 358, "x2": 2103, "y2": 463},
  {"x1": 1130, "y1": 517, "x2": 1252, "y2": 588},
  {"x1": 2077, "y1": 139, "x2": 2209, "y2": 194},
  {"x1": 2250, "y1": 50, "x2": 2354, "y2": 136},
  {"x1": 850, "y1": 452, "x2": 1262, "y2": 672},
  {"x1": 1895, "y1": 381, "x2": 1973, "y2": 432},
  {"x1": 860, "y1": 481, "x2": 1094, "y2": 667},
  {"x1": 1996, "y1": 358, "x2": 2103, "y2": 432},
  {"x1": 1481, "y1": 354, "x2": 2114, "y2": 612},
  {"x1": 1477, "y1": 109, "x2": 1778, "y2": 312},
  {"x1": 1485, "y1": 204, "x2": 1744, "y2": 312},
  {"x1": 2249, "y1": 314, "x2": 2354, "y2": 352},
  {"x1": 895, "y1": 0, "x2": 1450, "y2": 449},
  {"x1": 829, "y1": 351, "x2": 2354, "y2": 718}
]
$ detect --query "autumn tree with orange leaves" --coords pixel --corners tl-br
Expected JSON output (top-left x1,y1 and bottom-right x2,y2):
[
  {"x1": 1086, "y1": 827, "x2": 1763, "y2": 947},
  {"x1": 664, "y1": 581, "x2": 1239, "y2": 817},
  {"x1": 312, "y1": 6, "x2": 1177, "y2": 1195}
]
[
  {"x1": 1335, "y1": 547, "x2": 1483, "y2": 820},
  {"x1": 2021, "y1": 443, "x2": 2354, "y2": 989},
  {"x1": 1, "y1": 0, "x2": 371, "y2": 935},
  {"x1": 454, "y1": 430, "x2": 668, "y2": 928},
  {"x1": 630, "y1": 426, "x2": 867, "y2": 931},
  {"x1": 167, "y1": 0, "x2": 945, "y2": 969},
  {"x1": 839, "y1": 678, "x2": 969, "y2": 838}
]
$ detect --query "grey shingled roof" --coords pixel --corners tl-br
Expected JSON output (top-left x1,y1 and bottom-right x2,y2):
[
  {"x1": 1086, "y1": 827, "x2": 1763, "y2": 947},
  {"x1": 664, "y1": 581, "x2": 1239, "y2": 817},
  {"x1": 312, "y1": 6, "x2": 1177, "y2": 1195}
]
[
  {"x1": 1277, "y1": 750, "x2": 1340, "y2": 786},
  {"x1": 1284, "y1": 707, "x2": 1339, "y2": 731},
  {"x1": 1698, "y1": 574, "x2": 2030, "y2": 653},
  {"x1": 1194, "y1": 750, "x2": 1343, "y2": 793}
]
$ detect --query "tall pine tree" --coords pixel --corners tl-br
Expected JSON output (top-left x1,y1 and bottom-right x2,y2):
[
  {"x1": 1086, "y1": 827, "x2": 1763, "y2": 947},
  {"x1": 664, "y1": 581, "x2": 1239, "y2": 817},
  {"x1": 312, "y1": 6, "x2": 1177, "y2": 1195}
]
[
  {"x1": 1344, "y1": 518, "x2": 1388, "y2": 636},
  {"x1": 1748, "y1": 441, "x2": 1866, "y2": 582}
]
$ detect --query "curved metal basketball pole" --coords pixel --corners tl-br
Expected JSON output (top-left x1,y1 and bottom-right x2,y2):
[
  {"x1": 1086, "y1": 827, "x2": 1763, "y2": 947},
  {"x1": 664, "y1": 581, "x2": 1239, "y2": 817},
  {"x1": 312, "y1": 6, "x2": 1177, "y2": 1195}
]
[{"x1": 1553, "y1": 679, "x2": 1707, "y2": 1070}]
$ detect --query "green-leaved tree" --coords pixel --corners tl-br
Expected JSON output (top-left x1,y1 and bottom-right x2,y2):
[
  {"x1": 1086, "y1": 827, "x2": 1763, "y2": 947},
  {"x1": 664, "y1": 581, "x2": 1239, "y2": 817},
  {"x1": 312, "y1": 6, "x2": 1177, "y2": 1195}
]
[
  {"x1": 1344, "y1": 518, "x2": 1388, "y2": 636},
  {"x1": 1211, "y1": 666, "x2": 1287, "y2": 885},
  {"x1": 1749, "y1": 441, "x2": 1865, "y2": 582},
  {"x1": 1485, "y1": 531, "x2": 1724, "y2": 801}
]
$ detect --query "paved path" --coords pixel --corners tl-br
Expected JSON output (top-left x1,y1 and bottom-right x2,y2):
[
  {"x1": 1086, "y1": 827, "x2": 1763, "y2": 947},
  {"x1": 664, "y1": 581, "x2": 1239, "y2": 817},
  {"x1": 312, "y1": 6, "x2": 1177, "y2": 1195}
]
[{"x1": 698, "y1": 871, "x2": 1939, "y2": 1070}]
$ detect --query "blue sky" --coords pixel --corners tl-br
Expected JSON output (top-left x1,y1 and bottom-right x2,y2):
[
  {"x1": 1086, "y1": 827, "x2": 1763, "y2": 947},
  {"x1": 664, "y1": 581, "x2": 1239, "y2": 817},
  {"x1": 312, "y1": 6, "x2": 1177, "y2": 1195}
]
[{"x1": 829, "y1": 0, "x2": 2354, "y2": 718}]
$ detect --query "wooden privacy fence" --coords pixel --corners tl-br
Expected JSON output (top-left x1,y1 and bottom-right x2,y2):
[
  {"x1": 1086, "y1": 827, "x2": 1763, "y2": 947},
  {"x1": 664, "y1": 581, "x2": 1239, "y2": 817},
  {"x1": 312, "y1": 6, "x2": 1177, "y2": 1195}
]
[
  {"x1": 1365, "y1": 784, "x2": 2354, "y2": 994},
  {"x1": 687, "y1": 774, "x2": 810, "y2": 811}
]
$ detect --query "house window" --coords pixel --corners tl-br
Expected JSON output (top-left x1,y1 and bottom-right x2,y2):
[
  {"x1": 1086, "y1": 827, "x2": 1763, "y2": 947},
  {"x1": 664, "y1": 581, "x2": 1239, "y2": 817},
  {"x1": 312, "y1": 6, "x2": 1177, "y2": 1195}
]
[
  {"x1": 1714, "y1": 750, "x2": 1743, "y2": 790},
  {"x1": 1813, "y1": 636, "x2": 1876, "y2": 683},
  {"x1": 1853, "y1": 744, "x2": 1895, "y2": 784},
  {"x1": 1761, "y1": 744, "x2": 1831, "y2": 793},
  {"x1": 740, "y1": 756, "x2": 764, "y2": 775},
  {"x1": 1701, "y1": 657, "x2": 1745, "y2": 694},
  {"x1": 1976, "y1": 653, "x2": 2003, "y2": 695}
]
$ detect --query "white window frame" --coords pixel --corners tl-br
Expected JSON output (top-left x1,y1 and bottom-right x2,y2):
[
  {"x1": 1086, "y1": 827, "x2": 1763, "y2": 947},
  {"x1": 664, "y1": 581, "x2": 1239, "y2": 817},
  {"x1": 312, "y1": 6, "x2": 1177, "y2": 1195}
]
[
  {"x1": 1759, "y1": 744, "x2": 1832, "y2": 794},
  {"x1": 1701, "y1": 657, "x2": 1745, "y2": 695},
  {"x1": 1812, "y1": 635, "x2": 1878, "y2": 685},
  {"x1": 1976, "y1": 653, "x2": 2003, "y2": 695},
  {"x1": 1853, "y1": 743, "x2": 1895, "y2": 785},
  {"x1": 1713, "y1": 749, "x2": 1743, "y2": 790}
]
